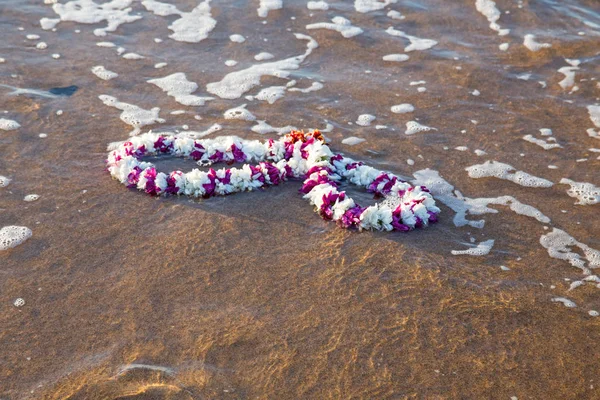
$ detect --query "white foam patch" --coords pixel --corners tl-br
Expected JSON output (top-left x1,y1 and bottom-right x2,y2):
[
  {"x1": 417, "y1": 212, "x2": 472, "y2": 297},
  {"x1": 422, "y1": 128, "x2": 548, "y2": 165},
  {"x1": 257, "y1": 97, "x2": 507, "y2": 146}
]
[
  {"x1": 588, "y1": 105, "x2": 600, "y2": 128},
  {"x1": 91, "y1": 65, "x2": 118, "y2": 80},
  {"x1": 148, "y1": 72, "x2": 213, "y2": 106},
  {"x1": 96, "y1": 41, "x2": 115, "y2": 47},
  {"x1": 540, "y1": 228, "x2": 600, "y2": 275},
  {"x1": 40, "y1": 17, "x2": 60, "y2": 30},
  {"x1": 523, "y1": 34, "x2": 551, "y2": 52},
  {"x1": 342, "y1": 137, "x2": 366, "y2": 146},
  {"x1": 26, "y1": 34, "x2": 41, "y2": 40},
  {"x1": 387, "y1": 10, "x2": 404, "y2": 20},
  {"x1": 356, "y1": 114, "x2": 376, "y2": 126},
  {"x1": 223, "y1": 104, "x2": 256, "y2": 121},
  {"x1": 385, "y1": 27, "x2": 438, "y2": 52},
  {"x1": 122, "y1": 52, "x2": 144, "y2": 60},
  {"x1": 206, "y1": 33, "x2": 318, "y2": 99},
  {"x1": 225, "y1": 60, "x2": 237, "y2": 67},
  {"x1": 142, "y1": 0, "x2": 216, "y2": 43},
  {"x1": 251, "y1": 120, "x2": 297, "y2": 135},
  {"x1": 306, "y1": 16, "x2": 364, "y2": 38},
  {"x1": 155, "y1": 62, "x2": 168, "y2": 69},
  {"x1": 412, "y1": 169, "x2": 551, "y2": 228},
  {"x1": 0, "y1": 176, "x2": 11, "y2": 187},
  {"x1": 499, "y1": 43, "x2": 509, "y2": 51},
  {"x1": 254, "y1": 52, "x2": 274, "y2": 61},
  {"x1": 552, "y1": 297, "x2": 577, "y2": 308},
  {"x1": 558, "y1": 59, "x2": 580, "y2": 90},
  {"x1": 254, "y1": 86, "x2": 287, "y2": 104},
  {"x1": 475, "y1": 0, "x2": 510, "y2": 36},
  {"x1": 391, "y1": 103, "x2": 414, "y2": 113},
  {"x1": 559, "y1": 178, "x2": 600, "y2": 205},
  {"x1": 99, "y1": 95, "x2": 165, "y2": 135},
  {"x1": 522, "y1": 134, "x2": 562, "y2": 150},
  {"x1": 230, "y1": 34, "x2": 246, "y2": 43},
  {"x1": 0, "y1": 226, "x2": 32, "y2": 251},
  {"x1": 355, "y1": 0, "x2": 397, "y2": 13},
  {"x1": 307, "y1": 1, "x2": 329, "y2": 10},
  {"x1": 288, "y1": 82, "x2": 323, "y2": 93},
  {"x1": 150, "y1": 123, "x2": 222, "y2": 140},
  {"x1": 405, "y1": 121, "x2": 436, "y2": 135},
  {"x1": 382, "y1": 54, "x2": 409, "y2": 62},
  {"x1": 466, "y1": 161, "x2": 553, "y2": 188},
  {"x1": 258, "y1": 0, "x2": 283, "y2": 18},
  {"x1": 0, "y1": 118, "x2": 21, "y2": 131},
  {"x1": 452, "y1": 239, "x2": 495, "y2": 256},
  {"x1": 24, "y1": 194, "x2": 40, "y2": 202},
  {"x1": 51, "y1": 0, "x2": 142, "y2": 37}
]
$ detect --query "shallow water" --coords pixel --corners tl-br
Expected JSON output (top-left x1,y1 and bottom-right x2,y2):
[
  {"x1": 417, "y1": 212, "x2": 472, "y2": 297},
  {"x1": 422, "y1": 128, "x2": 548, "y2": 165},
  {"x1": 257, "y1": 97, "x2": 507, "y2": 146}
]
[{"x1": 1, "y1": 0, "x2": 600, "y2": 398}]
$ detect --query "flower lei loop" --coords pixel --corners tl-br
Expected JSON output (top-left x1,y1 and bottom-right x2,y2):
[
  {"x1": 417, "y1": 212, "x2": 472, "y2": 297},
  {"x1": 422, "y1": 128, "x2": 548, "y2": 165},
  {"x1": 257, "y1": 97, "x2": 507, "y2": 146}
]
[{"x1": 106, "y1": 130, "x2": 440, "y2": 232}]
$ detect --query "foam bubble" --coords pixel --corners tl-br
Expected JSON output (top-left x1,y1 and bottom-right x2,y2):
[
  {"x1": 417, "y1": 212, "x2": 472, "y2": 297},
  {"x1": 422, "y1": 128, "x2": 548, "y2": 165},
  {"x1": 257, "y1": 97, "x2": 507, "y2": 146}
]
[
  {"x1": 306, "y1": 16, "x2": 364, "y2": 38},
  {"x1": 251, "y1": 120, "x2": 296, "y2": 135},
  {"x1": 0, "y1": 176, "x2": 11, "y2": 187},
  {"x1": 148, "y1": 73, "x2": 213, "y2": 106},
  {"x1": 307, "y1": 1, "x2": 329, "y2": 10},
  {"x1": 254, "y1": 86, "x2": 287, "y2": 104},
  {"x1": 36, "y1": 42, "x2": 48, "y2": 50},
  {"x1": 405, "y1": 121, "x2": 436, "y2": 135},
  {"x1": 385, "y1": 27, "x2": 437, "y2": 52},
  {"x1": 99, "y1": 94, "x2": 165, "y2": 135},
  {"x1": 355, "y1": 0, "x2": 397, "y2": 13},
  {"x1": 540, "y1": 228, "x2": 600, "y2": 275},
  {"x1": 0, "y1": 226, "x2": 32, "y2": 251},
  {"x1": 122, "y1": 52, "x2": 144, "y2": 60},
  {"x1": 154, "y1": 62, "x2": 167, "y2": 69},
  {"x1": 51, "y1": 0, "x2": 143, "y2": 37},
  {"x1": 26, "y1": 34, "x2": 41, "y2": 40},
  {"x1": 288, "y1": 82, "x2": 323, "y2": 93},
  {"x1": 225, "y1": 60, "x2": 238, "y2": 67},
  {"x1": 52, "y1": 53, "x2": 61, "y2": 59},
  {"x1": 230, "y1": 34, "x2": 246, "y2": 43},
  {"x1": 523, "y1": 34, "x2": 551, "y2": 52},
  {"x1": 552, "y1": 297, "x2": 577, "y2": 308},
  {"x1": 143, "y1": 0, "x2": 216, "y2": 43},
  {"x1": 206, "y1": 33, "x2": 318, "y2": 99},
  {"x1": 254, "y1": 52, "x2": 274, "y2": 61},
  {"x1": 391, "y1": 103, "x2": 414, "y2": 113},
  {"x1": 587, "y1": 105, "x2": 600, "y2": 128},
  {"x1": 223, "y1": 104, "x2": 256, "y2": 121},
  {"x1": 475, "y1": 0, "x2": 510, "y2": 36},
  {"x1": 96, "y1": 41, "x2": 115, "y2": 47},
  {"x1": 522, "y1": 134, "x2": 562, "y2": 150},
  {"x1": 499, "y1": 43, "x2": 509, "y2": 51},
  {"x1": 355, "y1": 114, "x2": 375, "y2": 126},
  {"x1": 474, "y1": 149, "x2": 487, "y2": 156},
  {"x1": 451, "y1": 239, "x2": 495, "y2": 256},
  {"x1": 558, "y1": 60, "x2": 580, "y2": 90},
  {"x1": 559, "y1": 178, "x2": 600, "y2": 205},
  {"x1": 40, "y1": 17, "x2": 60, "y2": 30},
  {"x1": 24, "y1": 194, "x2": 40, "y2": 202},
  {"x1": 91, "y1": 65, "x2": 118, "y2": 80},
  {"x1": 342, "y1": 137, "x2": 366, "y2": 146},
  {"x1": 0, "y1": 118, "x2": 20, "y2": 131},
  {"x1": 466, "y1": 161, "x2": 553, "y2": 188},
  {"x1": 258, "y1": 0, "x2": 283, "y2": 17},
  {"x1": 387, "y1": 10, "x2": 404, "y2": 20},
  {"x1": 382, "y1": 54, "x2": 409, "y2": 62}
]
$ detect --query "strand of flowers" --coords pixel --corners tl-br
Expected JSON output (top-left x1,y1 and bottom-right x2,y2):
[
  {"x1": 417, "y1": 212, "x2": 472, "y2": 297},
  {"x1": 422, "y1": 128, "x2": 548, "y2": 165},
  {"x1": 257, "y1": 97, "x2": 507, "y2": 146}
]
[
  {"x1": 300, "y1": 154, "x2": 440, "y2": 231},
  {"x1": 106, "y1": 130, "x2": 440, "y2": 231},
  {"x1": 106, "y1": 131, "x2": 331, "y2": 198}
]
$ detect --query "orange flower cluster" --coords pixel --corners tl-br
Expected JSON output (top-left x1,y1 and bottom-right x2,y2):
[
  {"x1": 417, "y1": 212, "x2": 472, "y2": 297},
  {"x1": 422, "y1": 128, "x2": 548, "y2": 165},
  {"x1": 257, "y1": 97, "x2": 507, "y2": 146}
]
[{"x1": 286, "y1": 130, "x2": 325, "y2": 144}]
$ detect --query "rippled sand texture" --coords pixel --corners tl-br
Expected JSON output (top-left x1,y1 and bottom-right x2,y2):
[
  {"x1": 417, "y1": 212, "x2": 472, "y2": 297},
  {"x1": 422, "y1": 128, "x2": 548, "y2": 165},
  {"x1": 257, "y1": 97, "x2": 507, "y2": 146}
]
[{"x1": 1, "y1": 0, "x2": 600, "y2": 398}]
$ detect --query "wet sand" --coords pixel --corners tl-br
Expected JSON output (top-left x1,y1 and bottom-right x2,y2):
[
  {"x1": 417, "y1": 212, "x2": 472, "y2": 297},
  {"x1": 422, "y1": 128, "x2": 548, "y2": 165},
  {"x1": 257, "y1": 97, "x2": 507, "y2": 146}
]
[{"x1": 1, "y1": 0, "x2": 600, "y2": 398}]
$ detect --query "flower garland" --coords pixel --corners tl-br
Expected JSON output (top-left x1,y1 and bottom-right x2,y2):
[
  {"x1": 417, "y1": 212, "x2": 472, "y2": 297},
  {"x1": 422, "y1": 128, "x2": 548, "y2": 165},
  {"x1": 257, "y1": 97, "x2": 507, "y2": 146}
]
[{"x1": 106, "y1": 130, "x2": 440, "y2": 231}]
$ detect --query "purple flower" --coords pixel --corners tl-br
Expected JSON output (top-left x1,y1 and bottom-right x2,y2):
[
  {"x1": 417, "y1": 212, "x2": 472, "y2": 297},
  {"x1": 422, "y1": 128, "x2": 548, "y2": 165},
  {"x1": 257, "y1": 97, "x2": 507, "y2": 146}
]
[
  {"x1": 202, "y1": 169, "x2": 217, "y2": 197},
  {"x1": 209, "y1": 150, "x2": 224, "y2": 163},
  {"x1": 154, "y1": 136, "x2": 172, "y2": 153},
  {"x1": 300, "y1": 174, "x2": 336, "y2": 194},
  {"x1": 219, "y1": 169, "x2": 232, "y2": 185},
  {"x1": 249, "y1": 165, "x2": 265, "y2": 184},
  {"x1": 144, "y1": 167, "x2": 159, "y2": 196},
  {"x1": 346, "y1": 162, "x2": 363, "y2": 171},
  {"x1": 319, "y1": 191, "x2": 343, "y2": 220},
  {"x1": 190, "y1": 142, "x2": 205, "y2": 161},
  {"x1": 165, "y1": 171, "x2": 182, "y2": 195},
  {"x1": 427, "y1": 211, "x2": 438, "y2": 224},
  {"x1": 231, "y1": 144, "x2": 246, "y2": 163},
  {"x1": 127, "y1": 166, "x2": 142, "y2": 188},
  {"x1": 331, "y1": 154, "x2": 343, "y2": 163},
  {"x1": 368, "y1": 173, "x2": 393, "y2": 194},
  {"x1": 300, "y1": 137, "x2": 315, "y2": 159},
  {"x1": 340, "y1": 206, "x2": 364, "y2": 228},
  {"x1": 261, "y1": 162, "x2": 282, "y2": 185}
]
